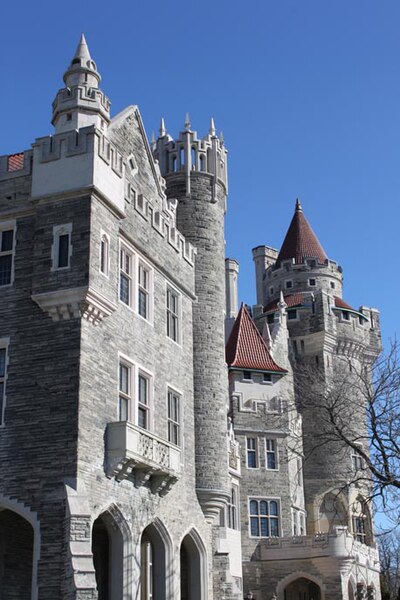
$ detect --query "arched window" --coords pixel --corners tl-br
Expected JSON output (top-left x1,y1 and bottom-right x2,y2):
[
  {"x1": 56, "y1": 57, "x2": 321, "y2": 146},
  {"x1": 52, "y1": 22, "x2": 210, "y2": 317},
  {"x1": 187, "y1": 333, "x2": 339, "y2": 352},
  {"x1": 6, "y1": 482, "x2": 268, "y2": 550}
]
[
  {"x1": 352, "y1": 496, "x2": 373, "y2": 546},
  {"x1": 180, "y1": 147, "x2": 185, "y2": 168},
  {"x1": 100, "y1": 233, "x2": 110, "y2": 276},
  {"x1": 191, "y1": 147, "x2": 197, "y2": 170},
  {"x1": 180, "y1": 530, "x2": 207, "y2": 600},
  {"x1": 172, "y1": 155, "x2": 177, "y2": 172},
  {"x1": 199, "y1": 155, "x2": 205, "y2": 172}
]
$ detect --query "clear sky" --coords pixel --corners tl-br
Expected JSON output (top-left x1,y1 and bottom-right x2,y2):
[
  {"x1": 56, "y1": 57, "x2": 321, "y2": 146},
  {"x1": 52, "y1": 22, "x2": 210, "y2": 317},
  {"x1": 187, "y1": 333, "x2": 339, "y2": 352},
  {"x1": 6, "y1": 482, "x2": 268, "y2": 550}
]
[{"x1": 0, "y1": 0, "x2": 399, "y2": 345}]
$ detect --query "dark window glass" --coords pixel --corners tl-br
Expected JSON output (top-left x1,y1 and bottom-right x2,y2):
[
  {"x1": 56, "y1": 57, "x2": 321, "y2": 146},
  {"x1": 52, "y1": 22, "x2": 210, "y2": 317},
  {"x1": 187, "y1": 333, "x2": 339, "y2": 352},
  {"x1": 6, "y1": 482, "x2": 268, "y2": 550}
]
[
  {"x1": 243, "y1": 371, "x2": 252, "y2": 380},
  {"x1": 120, "y1": 274, "x2": 130, "y2": 305},
  {"x1": 138, "y1": 289, "x2": 147, "y2": 318},
  {"x1": 58, "y1": 234, "x2": 69, "y2": 268},
  {"x1": 1, "y1": 230, "x2": 13, "y2": 252},
  {"x1": 0, "y1": 349, "x2": 5, "y2": 377},
  {"x1": 288, "y1": 310, "x2": 297, "y2": 320},
  {"x1": 0, "y1": 255, "x2": 12, "y2": 285}
]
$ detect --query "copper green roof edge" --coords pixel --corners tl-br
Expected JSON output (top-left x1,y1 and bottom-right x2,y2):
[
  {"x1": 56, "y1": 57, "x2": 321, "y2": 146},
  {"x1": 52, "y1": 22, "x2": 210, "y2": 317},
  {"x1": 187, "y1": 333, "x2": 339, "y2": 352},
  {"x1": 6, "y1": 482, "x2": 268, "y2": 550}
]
[
  {"x1": 228, "y1": 366, "x2": 288, "y2": 375},
  {"x1": 332, "y1": 306, "x2": 368, "y2": 320}
]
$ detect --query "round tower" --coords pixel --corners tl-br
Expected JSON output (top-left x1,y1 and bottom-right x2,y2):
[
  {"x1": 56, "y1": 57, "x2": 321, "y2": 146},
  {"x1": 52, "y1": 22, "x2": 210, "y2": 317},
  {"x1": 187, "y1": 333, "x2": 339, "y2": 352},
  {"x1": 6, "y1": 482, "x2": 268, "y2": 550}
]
[
  {"x1": 52, "y1": 34, "x2": 111, "y2": 134},
  {"x1": 153, "y1": 117, "x2": 230, "y2": 521}
]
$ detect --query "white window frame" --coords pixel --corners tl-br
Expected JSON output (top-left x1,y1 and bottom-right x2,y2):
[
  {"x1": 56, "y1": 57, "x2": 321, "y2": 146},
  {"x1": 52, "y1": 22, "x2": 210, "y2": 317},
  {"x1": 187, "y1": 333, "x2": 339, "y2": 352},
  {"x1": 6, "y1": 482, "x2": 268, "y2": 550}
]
[
  {"x1": 285, "y1": 279, "x2": 293, "y2": 290},
  {"x1": 292, "y1": 507, "x2": 306, "y2": 536},
  {"x1": 248, "y1": 497, "x2": 281, "y2": 538},
  {"x1": 137, "y1": 370, "x2": 152, "y2": 430},
  {"x1": 166, "y1": 284, "x2": 181, "y2": 344},
  {"x1": 246, "y1": 437, "x2": 259, "y2": 469},
  {"x1": 0, "y1": 338, "x2": 9, "y2": 426},
  {"x1": 265, "y1": 438, "x2": 278, "y2": 470},
  {"x1": 308, "y1": 278, "x2": 316, "y2": 287},
  {"x1": 227, "y1": 483, "x2": 240, "y2": 530},
  {"x1": 351, "y1": 444, "x2": 364, "y2": 471},
  {"x1": 0, "y1": 221, "x2": 16, "y2": 287},
  {"x1": 100, "y1": 231, "x2": 110, "y2": 277},
  {"x1": 118, "y1": 354, "x2": 154, "y2": 430},
  {"x1": 51, "y1": 223, "x2": 72, "y2": 271},
  {"x1": 119, "y1": 239, "x2": 154, "y2": 323},
  {"x1": 167, "y1": 387, "x2": 181, "y2": 446}
]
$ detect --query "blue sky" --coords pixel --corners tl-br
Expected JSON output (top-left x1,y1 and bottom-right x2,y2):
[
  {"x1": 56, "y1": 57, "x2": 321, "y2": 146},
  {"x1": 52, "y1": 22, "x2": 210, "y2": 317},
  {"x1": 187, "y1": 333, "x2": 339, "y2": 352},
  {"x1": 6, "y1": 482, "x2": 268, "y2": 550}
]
[{"x1": 0, "y1": 1, "x2": 399, "y2": 345}]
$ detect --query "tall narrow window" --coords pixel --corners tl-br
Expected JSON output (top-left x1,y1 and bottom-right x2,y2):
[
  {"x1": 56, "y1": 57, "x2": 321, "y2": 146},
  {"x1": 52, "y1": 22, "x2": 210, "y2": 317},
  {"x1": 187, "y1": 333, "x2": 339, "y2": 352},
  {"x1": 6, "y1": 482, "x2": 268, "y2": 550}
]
[
  {"x1": 52, "y1": 224, "x2": 72, "y2": 270},
  {"x1": 249, "y1": 499, "x2": 280, "y2": 537},
  {"x1": 227, "y1": 486, "x2": 239, "y2": 530},
  {"x1": 265, "y1": 439, "x2": 277, "y2": 470},
  {"x1": 100, "y1": 233, "x2": 110, "y2": 276},
  {"x1": 353, "y1": 516, "x2": 366, "y2": 544},
  {"x1": 168, "y1": 389, "x2": 181, "y2": 445},
  {"x1": 138, "y1": 263, "x2": 150, "y2": 319},
  {"x1": 0, "y1": 344, "x2": 7, "y2": 425},
  {"x1": 0, "y1": 227, "x2": 14, "y2": 286},
  {"x1": 118, "y1": 362, "x2": 131, "y2": 421},
  {"x1": 167, "y1": 287, "x2": 179, "y2": 342},
  {"x1": 138, "y1": 373, "x2": 150, "y2": 430},
  {"x1": 120, "y1": 245, "x2": 133, "y2": 307},
  {"x1": 246, "y1": 437, "x2": 258, "y2": 468},
  {"x1": 141, "y1": 533, "x2": 154, "y2": 600}
]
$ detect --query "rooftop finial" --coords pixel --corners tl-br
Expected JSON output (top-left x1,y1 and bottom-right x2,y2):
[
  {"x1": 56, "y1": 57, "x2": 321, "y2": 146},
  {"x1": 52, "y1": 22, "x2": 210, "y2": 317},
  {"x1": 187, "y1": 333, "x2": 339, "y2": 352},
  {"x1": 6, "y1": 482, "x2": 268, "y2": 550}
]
[
  {"x1": 159, "y1": 117, "x2": 166, "y2": 137},
  {"x1": 209, "y1": 117, "x2": 216, "y2": 136},
  {"x1": 295, "y1": 198, "x2": 302, "y2": 212},
  {"x1": 219, "y1": 130, "x2": 224, "y2": 145},
  {"x1": 73, "y1": 33, "x2": 91, "y2": 63},
  {"x1": 151, "y1": 131, "x2": 155, "y2": 144},
  {"x1": 185, "y1": 113, "x2": 191, "y2": 131}
]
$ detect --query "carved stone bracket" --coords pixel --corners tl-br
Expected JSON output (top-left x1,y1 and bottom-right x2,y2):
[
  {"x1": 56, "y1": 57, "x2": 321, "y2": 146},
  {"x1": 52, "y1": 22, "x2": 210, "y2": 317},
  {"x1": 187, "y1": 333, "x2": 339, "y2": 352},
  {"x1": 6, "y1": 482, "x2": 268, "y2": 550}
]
[{"x1": 32, "y1": 286, "x2": 117, "y2": 325}]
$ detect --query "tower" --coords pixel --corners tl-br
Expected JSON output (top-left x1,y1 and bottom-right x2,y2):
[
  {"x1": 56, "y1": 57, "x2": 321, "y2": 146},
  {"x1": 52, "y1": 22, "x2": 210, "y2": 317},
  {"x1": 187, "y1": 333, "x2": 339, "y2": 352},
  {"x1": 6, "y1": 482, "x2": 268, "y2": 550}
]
[{"x1": 154, "y1": 117, "x2": 230, "y2": 521}]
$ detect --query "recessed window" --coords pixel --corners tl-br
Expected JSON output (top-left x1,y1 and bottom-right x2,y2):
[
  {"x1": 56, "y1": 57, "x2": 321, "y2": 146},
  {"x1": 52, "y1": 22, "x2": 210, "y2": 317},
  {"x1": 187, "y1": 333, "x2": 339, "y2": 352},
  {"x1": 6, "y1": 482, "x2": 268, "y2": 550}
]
[
  {"x1": 246, "y1": 437, "x2": 258, "y2": 468},
  {"x1": 287, "y1": 310, "x2": 297, "y2": 320},
  {"x1": 243, "y1": 371, "x2": 252, "y2": 381},
  {"x1": 167, "y1": 389, "x2": 181, "y2": 446},
  {"x1": 249, "y1": 499, "x2": 280, "y2": 537},
  {"x1": 0, "y1": 342, "x2": 8, "y2": 426},
  {"x1": 227, "y1": 486, "x2": 239, "y2": 530},
  {"x1": 118, "y1": 358, "x2": 153, "y2": 429},
  {"x1": 330, "y1": 281, "x2": 335, "y2": 289},
  {"x1": 265, "y1": 439, "x2": 278, "y2": 470},
  {"x1": 353, "y1": 516, "x2": 367, "y2": 544},
  {"x1": 138, "y1": 372, "x2": 150, "y2": 430},
  {"x1": 285, "y1": 280, "x2": 293, "y2": 289},
  {"x1": 100, "y1": 232, "x2": 110, "y2": 276},
  {"x1": 138, "y1": 263, "x2": 150, "y2": 319},
  {"x1": 52, "y1": 224, "x2": 72, "y2": 270},
  {"x1": 351, "y1": 446, "x2": 364, "y2": 471},
  {"x1": 263, "y1": 373, "x2": 272, "y2": 383},
  {"x1": 270, "y1": 287, "x2": 274, "y2": 295},
  {"x1": 267, "y1": 314, "x2": 274, "y2": 324},
  {"x1": 342, "y1": 311, "x2": 350, "y2": 321},
  {"x1": 309, "y1": 278, "x2": 316, "y2": 287},
  {"x1": 119, "y1": 242, "x2": 153, "y2": 320},
  {"x1": 118, "y1": 361, "x2": 131, "y2": 421},
  {"x1": 120, "y1": 244, "x2": 133, "y2": 306},
  {"x1": 66, "y1": 113, "x2": 72, "y2": 122},
  {"x1": 0, "y1": 225, "x2": 15, "y2": 286},
  {"x1": 166, "y1": 287, "x2": 180, "y2": 342}
]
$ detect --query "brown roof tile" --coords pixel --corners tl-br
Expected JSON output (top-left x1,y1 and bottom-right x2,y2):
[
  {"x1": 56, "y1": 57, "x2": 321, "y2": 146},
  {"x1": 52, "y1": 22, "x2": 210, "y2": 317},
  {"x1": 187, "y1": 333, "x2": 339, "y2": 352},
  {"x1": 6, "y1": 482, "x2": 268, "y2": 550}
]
[
  {"x1": 264, "y1": 293, "x2": 310, "y2": 313},
  {"x1": 277, "y1": 199, "x2": 328, "y2": 265},
  {"x1": 226, "y1": 304, "x2": 287, "y2": 372}
]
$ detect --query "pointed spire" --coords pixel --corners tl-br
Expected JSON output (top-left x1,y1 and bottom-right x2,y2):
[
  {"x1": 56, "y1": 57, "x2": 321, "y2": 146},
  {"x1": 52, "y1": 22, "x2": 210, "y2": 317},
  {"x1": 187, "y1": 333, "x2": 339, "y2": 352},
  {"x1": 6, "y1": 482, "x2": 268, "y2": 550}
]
[
  {"x1": 151, "y1": 131, "x2": 156, "y2": 144},
  {"x1": 219, "y1": 131, "x2": 225, "y2": 146},
  {"x1": 209, "y1": 117, "x2": 216, "y2": 136},
  {"x1": 159, "y1": 118, "x2": 166, "y2": 137},
  {"x1": 276, "y1": 200, "x2": 328, "y2": 266},
  {"x1": 184, "y1": 113, "x2": 191, "y2": 131},
  {"x1": 73, "y1": 33, "x2": 91, "y2": 63}
]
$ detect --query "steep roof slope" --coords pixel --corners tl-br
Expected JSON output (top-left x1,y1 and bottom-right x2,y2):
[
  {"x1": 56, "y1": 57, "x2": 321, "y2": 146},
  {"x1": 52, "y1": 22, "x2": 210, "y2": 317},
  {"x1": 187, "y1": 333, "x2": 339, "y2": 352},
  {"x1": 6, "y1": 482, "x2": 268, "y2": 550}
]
[{"x1": 226, "y1": 304, "x2": 287, "y2": 372}]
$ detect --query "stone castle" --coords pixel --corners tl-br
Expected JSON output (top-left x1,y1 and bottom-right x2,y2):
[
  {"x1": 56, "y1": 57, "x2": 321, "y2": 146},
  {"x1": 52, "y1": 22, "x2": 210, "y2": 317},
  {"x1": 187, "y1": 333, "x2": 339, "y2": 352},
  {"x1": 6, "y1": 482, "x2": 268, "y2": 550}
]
[{"x1": 0, "y1": 36, "x2": 382, "y2": 599}]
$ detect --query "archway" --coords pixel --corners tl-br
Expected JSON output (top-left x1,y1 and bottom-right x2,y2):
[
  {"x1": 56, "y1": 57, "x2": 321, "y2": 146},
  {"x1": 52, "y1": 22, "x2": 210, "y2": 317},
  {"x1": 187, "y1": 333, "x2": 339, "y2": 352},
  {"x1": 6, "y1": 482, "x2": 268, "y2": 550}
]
[
  {"x1": 140, "y1": 520, "x2": 172, "y2": 600},
  {"x1": 318, "y1": 491, "x2": 348, "y2": 533},
  {"x1": 284, "y1": 577, "x2": 321, "y2": 600},
  {"x1": 0, "y1": 508, "x2": 34, "y2": 599},
  {"x1": 180, "y1": 529, "x2": 207, "y2": 600},
  {"x1": 92, "y1": 507, "x2": 129, "y2": 600},
  {"x1": 348, "y1": 578, "x2": 355, "y2": 600}
]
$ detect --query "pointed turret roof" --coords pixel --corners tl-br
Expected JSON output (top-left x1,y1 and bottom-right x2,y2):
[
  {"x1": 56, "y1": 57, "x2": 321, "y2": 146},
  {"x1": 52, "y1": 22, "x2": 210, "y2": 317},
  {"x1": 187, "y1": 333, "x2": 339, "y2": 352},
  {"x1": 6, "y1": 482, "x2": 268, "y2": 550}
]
[
  {"x1": 63, "y1": 33, "x2": 101, "y2": 86},
  {"x1": 73, "y1": 33, "x2": 91, "y2": 63},
  {"x1": 226, "y1": 304, "x2": 287, "y2": 373},
  {"x1": 276, "y1": 199, "x2": 328, "y2": 265}
]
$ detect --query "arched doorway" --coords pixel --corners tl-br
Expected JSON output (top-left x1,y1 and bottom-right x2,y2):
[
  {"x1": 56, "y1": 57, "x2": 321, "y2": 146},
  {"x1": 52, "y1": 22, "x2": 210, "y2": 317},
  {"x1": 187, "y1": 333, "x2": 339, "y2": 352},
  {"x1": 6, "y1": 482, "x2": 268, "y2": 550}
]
[
  {"x1": 180, "y1": 530, "x2": 207, "y2": 600},
  {"x1": 284, "y1": 577, "x2": 321, "y2": 600},
  {"x1": 348, "y1": 579, "x2": 355, "y2": 600},
  {"x1": 92, "y1": 508, "x2": 128, "y2": 600},
  {"x1": 0, "y1": 508, "x2": 34, "y2": 599},
  {"x1": 140, "y1": 521, "x2": 172, "y2": 600}
]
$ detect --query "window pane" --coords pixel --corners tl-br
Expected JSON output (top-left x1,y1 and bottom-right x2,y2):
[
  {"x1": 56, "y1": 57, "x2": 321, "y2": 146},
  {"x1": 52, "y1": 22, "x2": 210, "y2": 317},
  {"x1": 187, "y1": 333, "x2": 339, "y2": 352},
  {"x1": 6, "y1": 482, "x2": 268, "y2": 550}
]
[
  {"x1": 120, "y1": 273, "x2": 130, "y2": 304},
  {"x1": 119, "y1": 364, "x2": 129, "y2": 394},
  {"x1": 0, "y1": 349, "x2": 5, "y2": 378},
  {"x1": 119, "y1": 396, "x2": 128, "y2": 421},
  {"x1": 138, "y1": 406, "x2": 147, "y2": 429},
  {"x1": 250, "y1": 517, "x2": 259, "y2": 537},
  {"x1": 269, "y1": 501, "x2": 278, "y2": 515},
  {"x1": 260, "y1": 517, "x2": 269, "y2": 537},
  {"x1": 267, "y1": 453, "x2": 276, "y2": 469},
  {"x1": 1, "y1": 230, "x2": 13, "y2": 252},
  {"x1": 247, "y1": 452, "x2": 256, "y2": 468},
  {"x1": 58, "y1": 234, "x2": 69, "y2": 268},
  {"x1": 249, "y1": 500, "x2": 258, "y2": 515},
  {"x1": 0, "y1": 255, "x2": 12, "y2": 286},
  {"x1": 139, "y1": 375, "x2": 148, "y2": 405},
  {"x1": 270, "y1": 518, "x2": 279, "y2": 537},
  {"x1": 138, "y1": 289, "x2": 147, "y2": 318},
  {"x1": 260, "y1": 501, "x2": 268, "y2": 515}
]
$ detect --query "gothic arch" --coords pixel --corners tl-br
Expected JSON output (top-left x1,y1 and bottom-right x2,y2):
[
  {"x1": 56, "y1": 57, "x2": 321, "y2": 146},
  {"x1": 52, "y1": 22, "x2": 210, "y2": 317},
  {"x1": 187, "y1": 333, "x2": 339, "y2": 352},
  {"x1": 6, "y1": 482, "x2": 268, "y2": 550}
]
[
  {"x1": 92, "y1": 503, "x2": 133, "y2": 600},
  {"x1": 276, "y1": 570, "x2": 325, "y2": 600},
  {"x1": 179, "y1": 527, "x2": 208, "y2": 600},
  {"x1": 348, "y1": 575, "x2": 356, "y2": 600},
  {"x1": 139, "y1": 517, "x2": 174, "y2": 600},
  {"x1": 316, "y1": 487, "x2": 349, "y2": 533},
  {"x1": 0, "y1": 493, "x2": 40, "y2": 600}
]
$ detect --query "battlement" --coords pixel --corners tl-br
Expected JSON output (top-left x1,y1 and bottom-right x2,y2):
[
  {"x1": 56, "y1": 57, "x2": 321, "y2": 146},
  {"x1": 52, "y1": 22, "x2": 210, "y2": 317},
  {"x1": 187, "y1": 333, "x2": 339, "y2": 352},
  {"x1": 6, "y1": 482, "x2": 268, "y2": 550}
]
[
  {"x1": 153, "y1": 117, "x2": 228, "y2": 197},
  {"x1": 125, "y1": 183, "x2": 196, "y2": 266},
  {"x1": 52, "y1": 85, "x2": 110, "y2": 133},
  {"x1": 0, "y1": 150, "x2": 33, "y2": 181}
]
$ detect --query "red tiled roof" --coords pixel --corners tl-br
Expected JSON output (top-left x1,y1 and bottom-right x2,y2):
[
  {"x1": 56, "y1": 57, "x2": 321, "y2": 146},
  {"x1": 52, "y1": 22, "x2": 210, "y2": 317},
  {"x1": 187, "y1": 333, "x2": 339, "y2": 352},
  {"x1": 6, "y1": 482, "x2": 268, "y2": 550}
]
[
  {"x1": 226, "y1": 304, "x2": 286, "y2": 373},
  {"x1": 7, "y1": 153, "x2": 24, "y2": 172},
  {"x1": 263, "y1": 293, "x2": 309, "y2": 313},
  {"x1": 334, "y1": 296, "x2": 355, "y2": 311},
  {"x1": 276, "y1": 199, "x2": 328, "y2": 265}
]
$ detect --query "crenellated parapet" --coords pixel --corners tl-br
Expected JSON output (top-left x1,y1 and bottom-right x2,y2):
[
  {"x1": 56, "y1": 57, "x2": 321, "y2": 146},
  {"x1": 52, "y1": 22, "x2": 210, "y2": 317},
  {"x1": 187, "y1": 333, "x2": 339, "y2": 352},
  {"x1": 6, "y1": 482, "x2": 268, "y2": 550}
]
[{"x1": 153, "y1": 116, "x2": 228, "y2": 200}]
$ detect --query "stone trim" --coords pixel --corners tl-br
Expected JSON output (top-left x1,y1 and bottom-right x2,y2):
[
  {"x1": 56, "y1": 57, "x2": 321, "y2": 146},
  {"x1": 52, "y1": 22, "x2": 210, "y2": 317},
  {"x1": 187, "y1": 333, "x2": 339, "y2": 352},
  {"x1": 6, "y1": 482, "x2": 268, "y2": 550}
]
[{"x1": 31, "y1": 286, "x2": 117, "y2": 324}]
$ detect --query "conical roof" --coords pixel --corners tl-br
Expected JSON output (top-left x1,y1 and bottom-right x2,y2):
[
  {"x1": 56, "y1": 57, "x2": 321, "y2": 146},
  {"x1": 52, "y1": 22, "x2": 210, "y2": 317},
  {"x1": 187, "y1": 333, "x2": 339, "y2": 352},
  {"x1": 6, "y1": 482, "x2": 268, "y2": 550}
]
[
  {"x1": 276, "y1": 199, "x2": 328, "y2": 265},
  {"x1": 226, "y1": 304, "x2": 286, "y2": 372}
]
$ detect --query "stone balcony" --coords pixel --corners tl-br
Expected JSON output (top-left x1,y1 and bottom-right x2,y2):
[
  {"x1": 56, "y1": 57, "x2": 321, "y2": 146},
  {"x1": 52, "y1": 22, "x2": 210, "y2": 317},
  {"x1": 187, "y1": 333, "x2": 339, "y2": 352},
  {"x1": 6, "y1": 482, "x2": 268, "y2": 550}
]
[
  {"x1": 106, "y1": 421, "x2": 181, "y2": 496},
  {"x1": 257, "y1": 527, "x2": 380, "y2": 569}
]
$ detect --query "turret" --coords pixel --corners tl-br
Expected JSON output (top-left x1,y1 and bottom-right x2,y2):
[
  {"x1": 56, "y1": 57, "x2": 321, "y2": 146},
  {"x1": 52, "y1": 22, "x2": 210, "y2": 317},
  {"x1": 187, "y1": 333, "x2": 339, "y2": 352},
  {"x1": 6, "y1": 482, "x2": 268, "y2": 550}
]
[
  {"x1": 52, "y1": 34, "x2": 110, "y2": 134},
  {"x1": 225, "y1": 258, "x2": 239, "y2": 341},
  {"x1": 154, "y1": 117, "x2": 230, "y2": 521}
]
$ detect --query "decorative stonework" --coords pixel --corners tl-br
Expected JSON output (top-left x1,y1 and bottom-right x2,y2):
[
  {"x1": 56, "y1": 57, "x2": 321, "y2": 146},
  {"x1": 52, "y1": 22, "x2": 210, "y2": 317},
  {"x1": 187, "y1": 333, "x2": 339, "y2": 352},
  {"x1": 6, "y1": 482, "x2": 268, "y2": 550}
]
[{"x1": 31, "y1": 286, "x2": 117, "y2": 324}]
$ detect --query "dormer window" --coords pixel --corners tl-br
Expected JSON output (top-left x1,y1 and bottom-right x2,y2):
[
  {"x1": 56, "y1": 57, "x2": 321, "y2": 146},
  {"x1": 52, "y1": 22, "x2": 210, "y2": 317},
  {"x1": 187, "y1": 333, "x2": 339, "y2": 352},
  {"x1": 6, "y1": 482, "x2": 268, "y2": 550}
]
[
  {"x1": 243, "y1": 371, "x2": 252, "y2": 381},
  {"x1": 263, "y1": 373, "x2": 272, "y2": 383}
]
